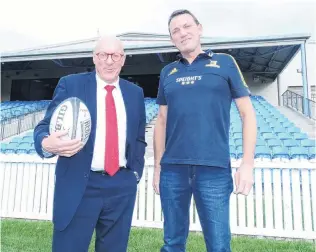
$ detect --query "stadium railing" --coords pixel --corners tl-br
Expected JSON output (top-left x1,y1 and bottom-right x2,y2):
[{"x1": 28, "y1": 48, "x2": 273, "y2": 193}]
[
  {"x1": 282, "y1": 90, "x2": 316, "y2": 120},
  {"x1": 0, "y1": 110, "x2": 46, "y2": 140},
  {"x1": 0, "y1": 155, "x2": 315, "y2": 241}
]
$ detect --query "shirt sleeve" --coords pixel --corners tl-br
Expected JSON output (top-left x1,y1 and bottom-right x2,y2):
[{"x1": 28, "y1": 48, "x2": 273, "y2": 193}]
[
  {"x1": 42, "y1": 147, "x2": 54, "y2": 158},
  {"x1": 156, "y1": 68, "x2": 167, "y2": 105},
  {"x1": 227, "y1": 55, "x2": 251, "y2": 99}
]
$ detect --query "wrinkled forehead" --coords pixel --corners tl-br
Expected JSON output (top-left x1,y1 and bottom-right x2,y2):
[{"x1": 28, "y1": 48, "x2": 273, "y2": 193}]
[
  {"x1": 94, "y1": 37, "x2": 124, "y2": 53},
  {"x1": 169, "y1": 14, "x2": 197, "y2": 30}
]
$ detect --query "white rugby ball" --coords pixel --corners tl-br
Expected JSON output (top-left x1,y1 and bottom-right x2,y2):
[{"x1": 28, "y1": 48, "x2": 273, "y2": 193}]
[{"x1": 49, "y1": 97, "x2": 91, "y2": 146}]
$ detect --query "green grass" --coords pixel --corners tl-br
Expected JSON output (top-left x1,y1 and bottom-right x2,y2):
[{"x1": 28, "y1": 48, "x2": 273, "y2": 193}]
[{"x1": 1, "y1": 219, "x2": 315, "y2": 252}]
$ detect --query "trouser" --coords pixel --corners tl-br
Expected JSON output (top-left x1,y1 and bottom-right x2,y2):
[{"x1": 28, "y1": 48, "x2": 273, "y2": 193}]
[
  {"x1": 159, "y1": 164, "x2": 233, "y2": 252},
  {"x1": 52, "y1": 168, "x2": 137, "y2": 252}
]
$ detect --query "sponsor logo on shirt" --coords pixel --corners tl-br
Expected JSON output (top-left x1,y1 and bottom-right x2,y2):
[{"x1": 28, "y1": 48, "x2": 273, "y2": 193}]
[
  {"x1": 205, "y1": 60, "x2": 220, "y2": 68},
  {"x1": 176, "y1": 76, "x2": 202, "y2": 85}
]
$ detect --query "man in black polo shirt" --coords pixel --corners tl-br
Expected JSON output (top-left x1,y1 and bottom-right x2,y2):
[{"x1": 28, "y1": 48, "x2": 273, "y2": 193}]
[{"x1": 153, "y1": 9, "x2": 257, "y2": 252}]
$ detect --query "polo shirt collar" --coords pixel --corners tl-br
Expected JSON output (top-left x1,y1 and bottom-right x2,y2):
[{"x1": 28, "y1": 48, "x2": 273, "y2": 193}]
[{"x1": 177, "y1": 49, "x2": 214, "y2": 63}]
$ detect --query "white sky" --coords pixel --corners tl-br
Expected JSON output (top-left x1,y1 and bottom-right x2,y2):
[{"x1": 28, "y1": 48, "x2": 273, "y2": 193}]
[{"x1": 0, "y1": 0, "x2": 315, "y2": 51}]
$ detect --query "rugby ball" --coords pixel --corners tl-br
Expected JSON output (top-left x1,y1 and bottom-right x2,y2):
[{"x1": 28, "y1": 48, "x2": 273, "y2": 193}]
[{"x1": 49, "y1": 97, "x2": 91, "y2": 146}]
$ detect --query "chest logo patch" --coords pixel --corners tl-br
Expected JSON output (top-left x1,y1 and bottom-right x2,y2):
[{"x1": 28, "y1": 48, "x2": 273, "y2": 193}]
[
  {"x1": 176, "y1": 76, "x2": 202, "y2": 85},
  {"x1": 205, "y1": 60, "x2": 220, "y2": 68}
]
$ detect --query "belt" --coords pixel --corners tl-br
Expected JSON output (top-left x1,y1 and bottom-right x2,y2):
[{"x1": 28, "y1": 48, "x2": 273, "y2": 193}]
[{"x1": 91, "y1": 166, "x2": 126, "y2": 175}]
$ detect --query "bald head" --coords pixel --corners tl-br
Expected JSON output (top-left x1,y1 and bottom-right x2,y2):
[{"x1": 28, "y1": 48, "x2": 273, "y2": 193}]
[
  {"x1": 94, "y1": 35, "x2": 124, "y2": 54},
  {"x1": 92, "y1": 35, "x2": 126, "y2": 84}
]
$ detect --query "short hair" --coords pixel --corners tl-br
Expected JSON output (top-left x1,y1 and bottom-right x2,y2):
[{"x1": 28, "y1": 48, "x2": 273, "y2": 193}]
[{"x1": 168, "y1": 9, "x2": 200, "y2": 27}]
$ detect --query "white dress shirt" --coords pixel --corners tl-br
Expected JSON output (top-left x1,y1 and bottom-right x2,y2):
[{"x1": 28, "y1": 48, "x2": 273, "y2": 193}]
[{"x1": 91, "y1": 74, "x2": 127, "y2": 171}]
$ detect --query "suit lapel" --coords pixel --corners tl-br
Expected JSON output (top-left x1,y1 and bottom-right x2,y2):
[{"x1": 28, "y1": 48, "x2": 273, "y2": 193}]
[
  {"x1": 84, "y1": 71, "x2": 97, "y2": 153},
  {"x1": 119, "y1": 78, "x2": 131, "y2": 146}
]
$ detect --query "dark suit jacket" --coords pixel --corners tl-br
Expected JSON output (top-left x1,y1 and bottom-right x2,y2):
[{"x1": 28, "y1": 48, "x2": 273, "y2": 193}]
[{"x1": 33, "y1": 71, "x2": 147, "y2": 231}]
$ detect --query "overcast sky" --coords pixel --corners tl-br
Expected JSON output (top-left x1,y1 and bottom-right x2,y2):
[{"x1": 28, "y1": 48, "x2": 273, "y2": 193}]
[{"x1": 0, "y1": 0, "x2": 315, "y2": 52}]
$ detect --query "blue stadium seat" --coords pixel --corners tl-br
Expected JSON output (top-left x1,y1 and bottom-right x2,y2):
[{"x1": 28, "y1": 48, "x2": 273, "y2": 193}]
[
  {"x1": 233, "y1": 137, "x2": 242, "y2": 143},
  {"x1": 273, "y1": 126, "x2": 286, "y2": 134},
  {"x1": 267, "y1": 139, "x2": 283, "y2": 147},
  {"x1": 287, "y1": 127, "x2": 301, "y2": 134},
  {"x1": 259, "y1": 125, "x2": 271, "y2": 134},
  {"x1": 236, "y1": 146, "x2": 243, "y2": 159},
  {"x1": 9, "y1": 137, "x2": 21, "y2": 144},
  {"x1": 0, "y1": 96, "x2": 310, "y2": 161},
  {"x1": 25, "y1": 132, "x2": 34, "y2": 137},
  {"x1": 4, "y1": 143, "x2": 19, "y2": 154},
  {"x1": 232, "y1": 132, "x2": 243, "y2": 139},
  {"x1": 21, "y1": 137, "x2": 34, "y2": 144},
  {"x1": 256, "y1": 117, "x2": 266, "y2": 123},
  {"x1": 277, "y1": 117, "x2": 288, "y2": 124},
  {"x1": 283, "y1": 139, "x2": 299, "y2": 148},
  {"x1": 230, "y1": 147, "x2": 236, "y2": 159},
  {"x1": 16, "y1": 143, "x2": 33, "y2": 154},
  {"x1": 144, "y1": 99, "x2": 159, "y2": 123},
  {"x1": 28, "y1": 149, "x2": 37, "y2": 154},
  {"x1": 262, "y1": 133, "x2": 276, "y2": 140},
  {"x1": 22, "y1": 135, "x2": 33, "y2": 140},
  {"x1": 258, "y1": 124, "x2": 270, "y2": 132},
  {"x1": 277, "y1": 133, "x2": 293, "y2": 141},
  {"x1": 256, "y1": 139, "x2": 266, "y2": 146},
  {"x1": 0, "y1": 100, "x2": 50, "y2": 122},
  {"x1": 290, "y1": 147, "x2": 309, "y2": 159},
  {"x1": 232, "y1": 125, "x2": 242, "y2": 133},
  {"x1": 272, "y1": 146, "x2": 290, "y2": 159},
  {"x1": 235, "y1": 139, "x2": 243, "y2": 147},
  {"x1": 308, "y1": 147, "x2": 316, "y2": 159},
  {"x1": 255, "y1": 146, "x2": 271, "y2": 159},
  {"x1": 282, "y1": 121, "x2": 294, "y2": 128},
  {"x1": 1, "y1": 143, "x2": 8, "y2": 153},
  {"x1": 301, "y1": 139, "x2": 316, "y2": 147},
  {"x1": 292, "y1": 132, "x2": 308, "y2": 140},
  {"x1": 230, "y1": 119, "x2": 240, "y2": 125},
  {"x1": 258, "y1": 111, "x2": 270, "y2": 117},
  {"x1": 231, "y1": 119, "x2": 241, "y2": 125},
  {"x1": 265, "y1": 118, "x2": 277, "y2": 124}
]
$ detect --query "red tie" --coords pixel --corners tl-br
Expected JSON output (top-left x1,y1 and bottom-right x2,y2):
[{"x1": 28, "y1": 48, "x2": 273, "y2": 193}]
[{"x1": 104, "y1": 85, "x2": 119, "y2": 176}]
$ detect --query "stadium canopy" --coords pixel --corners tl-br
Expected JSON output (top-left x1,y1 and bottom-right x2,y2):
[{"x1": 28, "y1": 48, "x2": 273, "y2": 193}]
[
  {"x1": 1, "y1": 32, "x2": 311, "y2": 82},
  {"x1": 1, "y1": 32, "x2": 311, "y2": 114}
]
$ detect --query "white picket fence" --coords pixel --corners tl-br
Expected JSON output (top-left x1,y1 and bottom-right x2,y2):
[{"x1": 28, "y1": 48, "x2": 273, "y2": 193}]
[{"x1": 0, "y1": 155, "x2": 315, "y2": 240}]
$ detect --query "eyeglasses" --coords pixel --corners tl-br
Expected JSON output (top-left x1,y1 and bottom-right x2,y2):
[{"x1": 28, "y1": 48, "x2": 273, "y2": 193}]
[{"x1": 95, "y1": 52, "x2": 124, "y2": 62}]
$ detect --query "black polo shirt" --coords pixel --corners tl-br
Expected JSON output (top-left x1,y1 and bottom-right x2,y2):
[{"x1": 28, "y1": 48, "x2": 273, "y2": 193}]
[{"x1": 156, "y1": 50, "x2": 251, "y2": 168}]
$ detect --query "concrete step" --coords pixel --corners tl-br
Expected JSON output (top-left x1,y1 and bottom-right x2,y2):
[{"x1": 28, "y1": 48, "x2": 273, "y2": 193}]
[{"x1": 277, "y1": 106, "x2": 316, "y2": 139}]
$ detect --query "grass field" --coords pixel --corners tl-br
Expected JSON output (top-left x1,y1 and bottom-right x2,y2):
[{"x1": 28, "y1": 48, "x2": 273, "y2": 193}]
[{"x1": 1, "y1": 219, "x2": 315, "y2": 252}]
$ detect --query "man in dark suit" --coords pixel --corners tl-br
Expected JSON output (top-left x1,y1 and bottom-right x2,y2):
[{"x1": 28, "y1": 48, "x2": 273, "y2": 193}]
[{"x1": 33, "y1": 36, "x2": 147, "y2": 252}]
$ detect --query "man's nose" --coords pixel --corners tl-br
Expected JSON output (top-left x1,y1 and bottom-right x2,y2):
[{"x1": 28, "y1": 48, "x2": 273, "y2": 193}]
[
  {"x1": 179, "y1": 29, "x2": 188, "y2": 38},
  {"x1": 104, "y1": 56, "x2": 114, "y2": 64}
]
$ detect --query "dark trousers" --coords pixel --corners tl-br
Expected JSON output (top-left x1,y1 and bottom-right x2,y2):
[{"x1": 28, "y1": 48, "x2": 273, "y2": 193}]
[
  {"x1": 159, "y1": 164, "x2": 233, "y2": 252},
  {"x1": 52, "y1": 168, "x2": 137, "y2": 252}
]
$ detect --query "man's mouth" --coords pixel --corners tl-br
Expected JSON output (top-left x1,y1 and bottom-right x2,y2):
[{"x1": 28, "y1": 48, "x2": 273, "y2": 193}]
[{"x1": 181, "y1": 38, "x2": 191, "y2": 44}]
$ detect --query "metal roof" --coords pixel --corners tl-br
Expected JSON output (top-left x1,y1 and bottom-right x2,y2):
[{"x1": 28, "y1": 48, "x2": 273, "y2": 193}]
[{"x1": 0, "y1": 32, "x2": 311, "y2": 81}]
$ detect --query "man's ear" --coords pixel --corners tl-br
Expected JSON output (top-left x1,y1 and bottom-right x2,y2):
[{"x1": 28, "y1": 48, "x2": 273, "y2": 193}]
[
  {"x1": 198, "y1": 23, "x2": 203, "y2": 37},
  {"x1": 92, "y1": 54, "x2": 97, "y2": 65},
  {"x1": 120, "y1": 54, "x2": 126, "y2": 66},
  {"x1": 170, "y1": 35, "x2": 176, "y2": 47}
]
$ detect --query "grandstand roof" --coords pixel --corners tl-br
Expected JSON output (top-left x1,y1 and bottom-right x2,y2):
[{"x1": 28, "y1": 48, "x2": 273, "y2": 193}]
[{"x1": 1, "y1": 32, "x2": 311, "y2": 80}]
